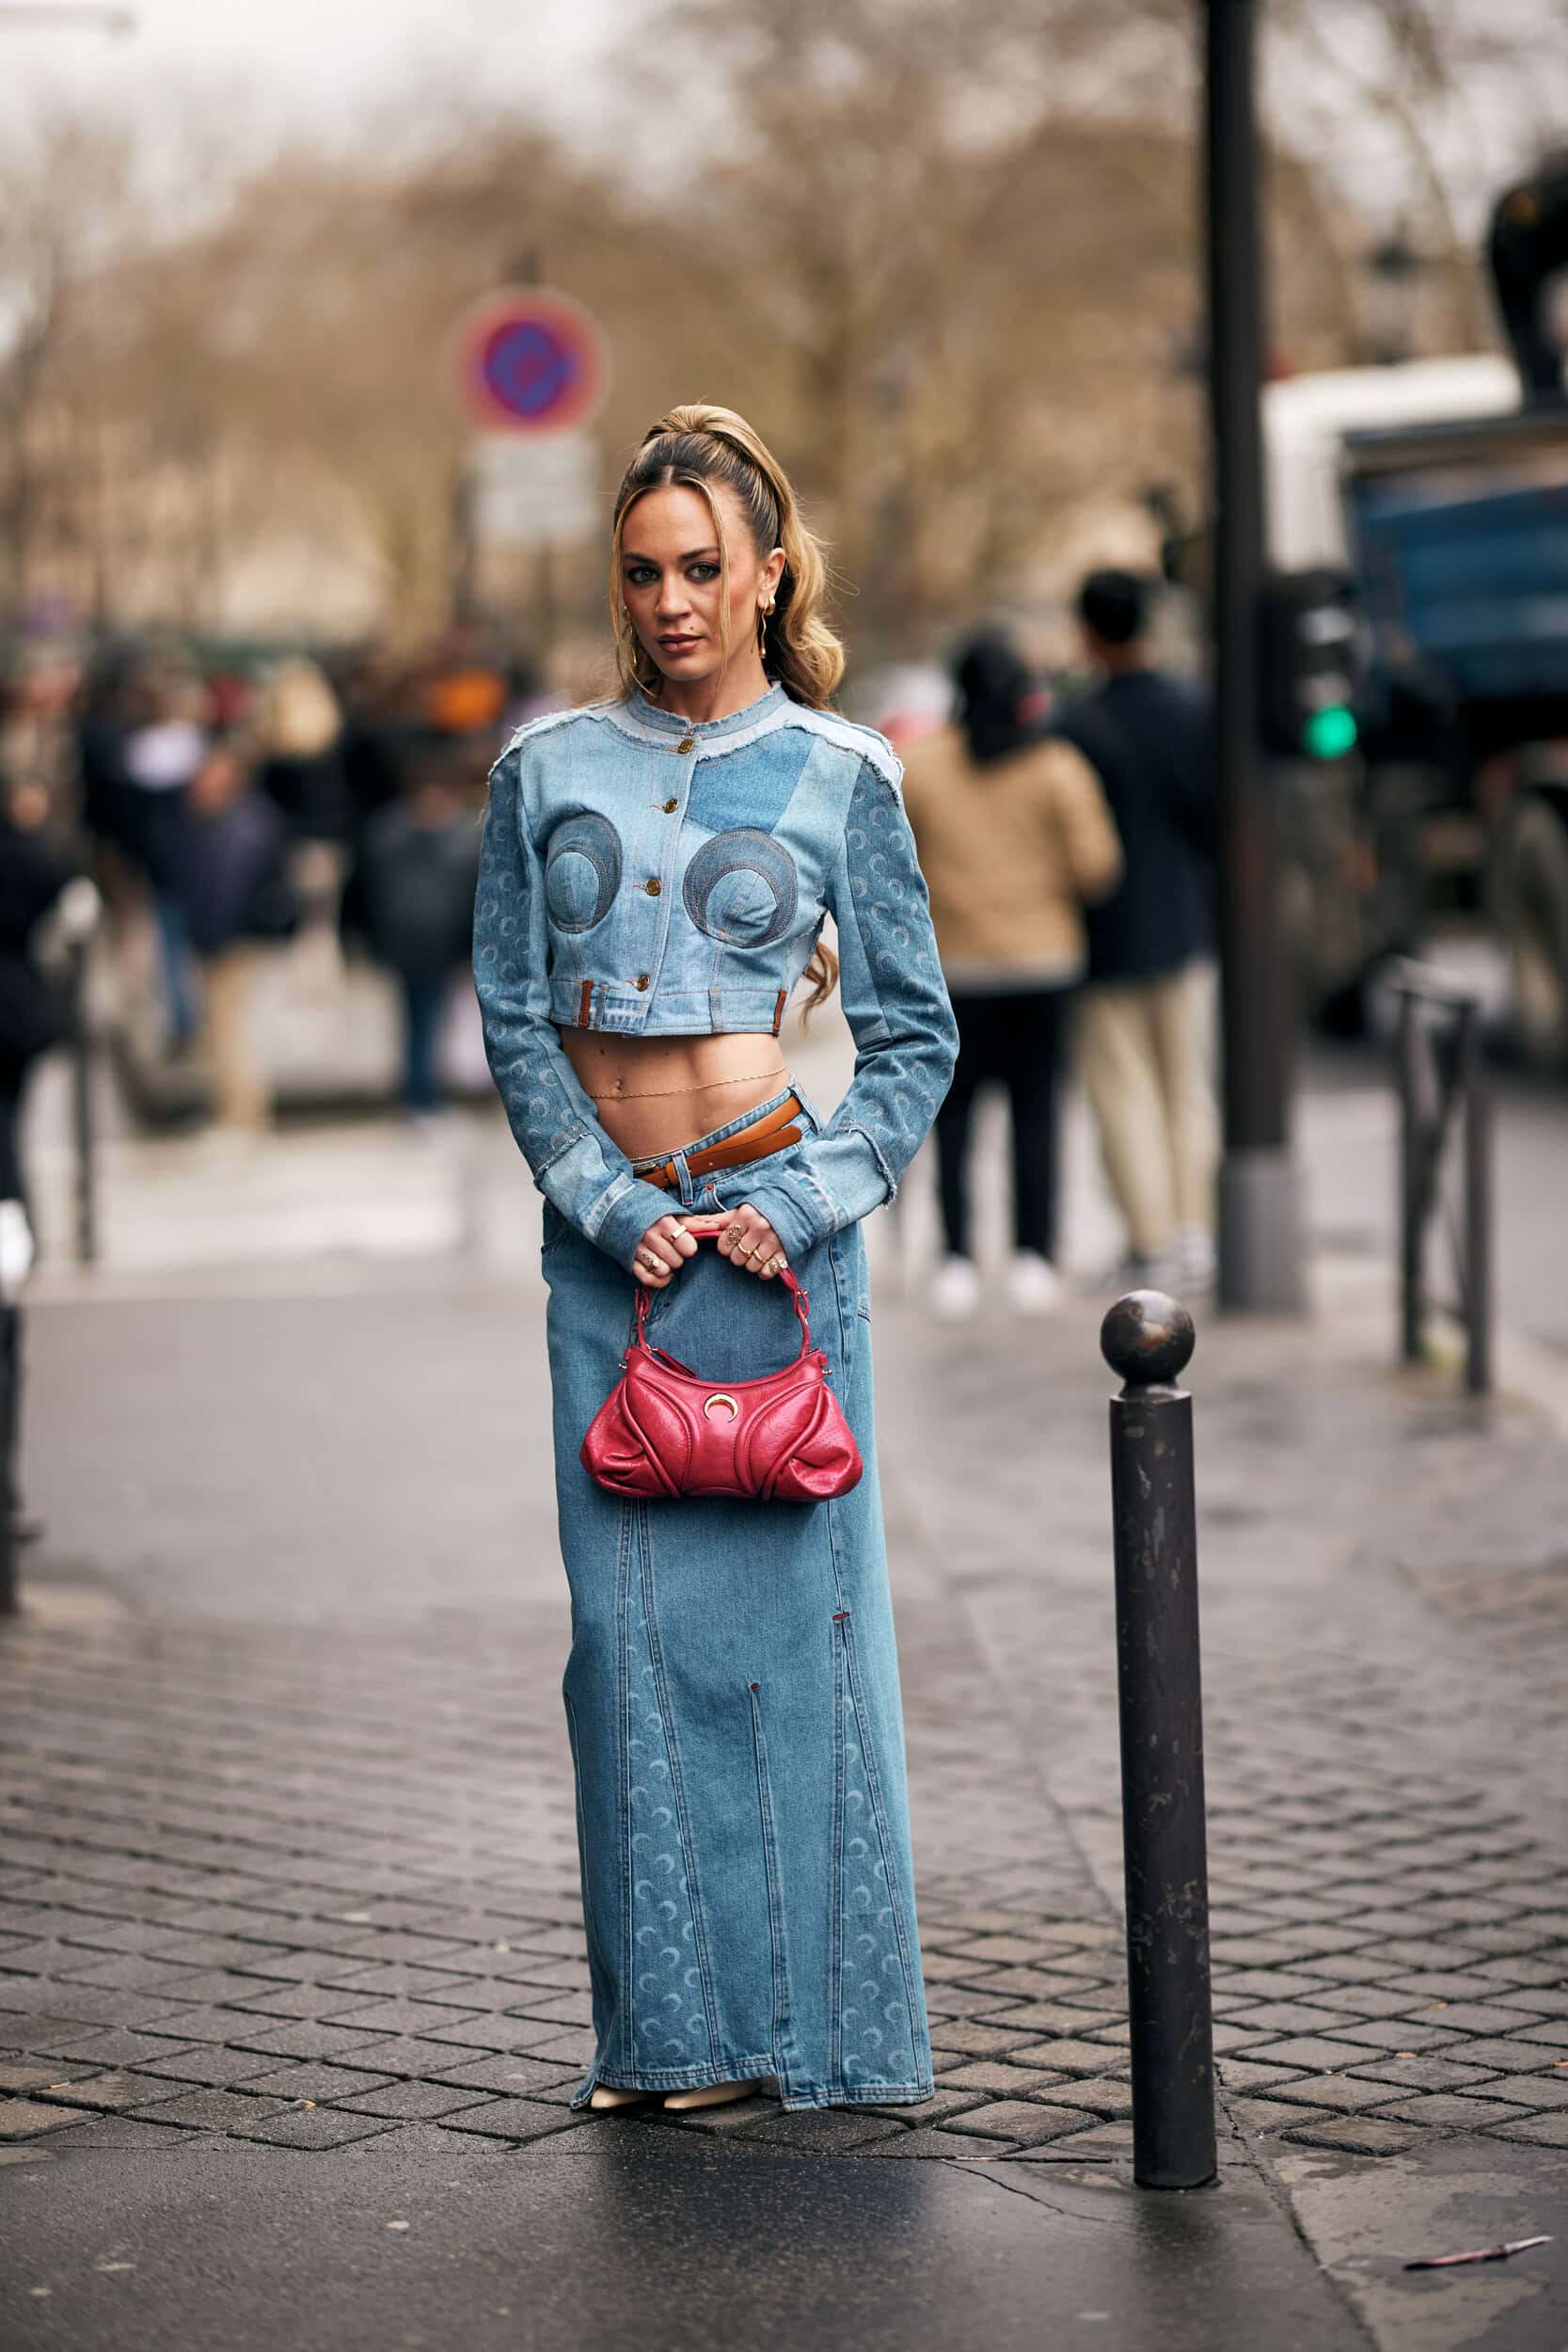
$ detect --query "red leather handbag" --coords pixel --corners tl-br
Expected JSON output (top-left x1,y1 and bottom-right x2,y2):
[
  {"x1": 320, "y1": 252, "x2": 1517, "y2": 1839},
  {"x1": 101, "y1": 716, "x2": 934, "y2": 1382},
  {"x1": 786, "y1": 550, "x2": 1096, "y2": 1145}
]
[{"x1": 580, "y1": 1238, "x2": 863, "y2": 1502}]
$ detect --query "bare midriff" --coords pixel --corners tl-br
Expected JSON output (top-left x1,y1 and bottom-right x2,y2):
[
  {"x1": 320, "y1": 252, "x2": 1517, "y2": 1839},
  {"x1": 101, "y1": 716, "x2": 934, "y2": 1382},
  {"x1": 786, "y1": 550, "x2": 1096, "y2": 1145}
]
[{"x1": 556, "y1": 1025, "x2": 791, "y2": 1165}]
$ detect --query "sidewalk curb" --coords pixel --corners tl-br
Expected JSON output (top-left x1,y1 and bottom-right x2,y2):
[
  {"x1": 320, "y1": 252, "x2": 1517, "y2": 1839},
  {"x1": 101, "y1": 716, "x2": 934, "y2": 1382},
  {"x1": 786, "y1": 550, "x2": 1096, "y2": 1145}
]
[{"x1": 1311, "y1": 1249, "x2": 1568, "y2": 1438}]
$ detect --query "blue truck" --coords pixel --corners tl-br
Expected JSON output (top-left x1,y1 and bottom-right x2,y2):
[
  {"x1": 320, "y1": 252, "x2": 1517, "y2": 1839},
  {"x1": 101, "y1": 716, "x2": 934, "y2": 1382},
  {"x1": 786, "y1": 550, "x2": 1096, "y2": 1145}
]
[{"x1": 1264, "y1": 353, "x2": 1568, "y2": 1066}]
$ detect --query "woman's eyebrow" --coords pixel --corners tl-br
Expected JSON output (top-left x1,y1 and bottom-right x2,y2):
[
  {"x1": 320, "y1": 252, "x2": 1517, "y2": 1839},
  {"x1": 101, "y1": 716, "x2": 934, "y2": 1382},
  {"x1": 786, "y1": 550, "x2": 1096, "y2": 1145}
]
[{"x1": 621, "y1": 545, "x2": 721, "y2": 565}]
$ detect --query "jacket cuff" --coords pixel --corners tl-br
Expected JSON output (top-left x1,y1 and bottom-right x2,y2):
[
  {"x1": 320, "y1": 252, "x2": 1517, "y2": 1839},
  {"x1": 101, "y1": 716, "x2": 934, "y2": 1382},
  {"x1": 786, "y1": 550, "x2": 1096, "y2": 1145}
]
[
  {"x1": 733, "y1": 1175, "x2": 826, "y2": 1263},
  {"x1": 593, "y1": 1178, "x2": 686, "y2": 1272}
]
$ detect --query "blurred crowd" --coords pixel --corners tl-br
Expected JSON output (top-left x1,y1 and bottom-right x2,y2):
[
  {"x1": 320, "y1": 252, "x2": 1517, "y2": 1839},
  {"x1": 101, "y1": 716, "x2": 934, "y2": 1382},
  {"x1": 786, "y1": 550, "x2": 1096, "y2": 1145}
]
[
  {"x1": 903, "y1": 570, "x2": 1218, "y2": 1312},
  {"x1": 0, "y1": 625, "x2": 570, "y2": 1136}
]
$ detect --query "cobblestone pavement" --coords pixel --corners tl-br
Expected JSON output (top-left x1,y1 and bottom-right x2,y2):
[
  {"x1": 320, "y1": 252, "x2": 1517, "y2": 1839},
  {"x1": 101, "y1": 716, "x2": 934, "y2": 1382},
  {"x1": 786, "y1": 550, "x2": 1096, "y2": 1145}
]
[{"x1": 2, "y1": 1253, "x2": 1565, "y2": 2203}]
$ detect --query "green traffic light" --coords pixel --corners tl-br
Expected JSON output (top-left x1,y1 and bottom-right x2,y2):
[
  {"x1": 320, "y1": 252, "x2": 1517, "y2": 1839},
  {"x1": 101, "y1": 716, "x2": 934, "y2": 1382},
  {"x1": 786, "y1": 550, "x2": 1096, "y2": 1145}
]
[{"x1": 1303, "y1": 706, "x2": 1358, "y2": 759}]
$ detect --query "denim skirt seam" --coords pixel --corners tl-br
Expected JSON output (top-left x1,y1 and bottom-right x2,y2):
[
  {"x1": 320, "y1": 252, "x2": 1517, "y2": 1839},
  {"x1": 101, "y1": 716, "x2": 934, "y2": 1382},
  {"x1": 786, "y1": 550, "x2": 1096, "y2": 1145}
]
[{"x1": 635, "y1": 1499, "x2": 723, "y2": 2069}]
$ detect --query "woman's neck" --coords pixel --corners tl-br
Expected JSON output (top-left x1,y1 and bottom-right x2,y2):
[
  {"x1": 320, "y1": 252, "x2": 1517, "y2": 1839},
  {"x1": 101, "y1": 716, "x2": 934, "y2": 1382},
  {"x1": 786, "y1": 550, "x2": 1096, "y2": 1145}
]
[{"x1": 645, "y1": 655, "x2": 772, "y2": 723}]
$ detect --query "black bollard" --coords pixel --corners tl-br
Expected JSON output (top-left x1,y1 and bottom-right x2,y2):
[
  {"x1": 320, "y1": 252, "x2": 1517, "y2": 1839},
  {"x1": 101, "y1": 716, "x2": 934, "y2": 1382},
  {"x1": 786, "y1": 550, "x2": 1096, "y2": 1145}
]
[{"x1": 1101, "y1": 1290, "x2": 1216, "y2": 2189}]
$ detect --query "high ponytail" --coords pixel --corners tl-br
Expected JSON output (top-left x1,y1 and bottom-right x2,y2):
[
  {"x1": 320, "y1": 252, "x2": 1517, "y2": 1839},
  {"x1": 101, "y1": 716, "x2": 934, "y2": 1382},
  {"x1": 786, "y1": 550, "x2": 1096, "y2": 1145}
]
[{"x1": 609, "y1": 404, "x2": 844, "y2": 1013}]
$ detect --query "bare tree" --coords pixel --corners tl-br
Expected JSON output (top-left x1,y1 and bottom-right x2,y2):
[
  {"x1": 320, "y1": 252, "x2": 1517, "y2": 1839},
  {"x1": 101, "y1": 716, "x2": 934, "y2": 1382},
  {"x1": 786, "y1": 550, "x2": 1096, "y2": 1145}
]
[{"x1": 5, "y1": 0, "x2": 1559, "y2": 651}]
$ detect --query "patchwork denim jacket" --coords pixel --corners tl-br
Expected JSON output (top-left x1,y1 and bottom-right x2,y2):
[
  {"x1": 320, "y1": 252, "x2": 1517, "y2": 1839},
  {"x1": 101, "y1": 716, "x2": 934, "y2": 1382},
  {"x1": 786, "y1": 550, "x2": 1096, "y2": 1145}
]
[{"x1": 473, "y1": 683, "x2": 958, "y2": 1273}]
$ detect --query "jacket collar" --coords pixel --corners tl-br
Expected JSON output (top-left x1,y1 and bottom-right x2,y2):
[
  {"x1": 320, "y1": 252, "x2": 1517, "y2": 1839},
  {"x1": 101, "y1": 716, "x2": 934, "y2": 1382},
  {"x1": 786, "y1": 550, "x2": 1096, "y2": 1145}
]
[{"x1": 606, "y1": 681, "x2": 789, "y2": 753}]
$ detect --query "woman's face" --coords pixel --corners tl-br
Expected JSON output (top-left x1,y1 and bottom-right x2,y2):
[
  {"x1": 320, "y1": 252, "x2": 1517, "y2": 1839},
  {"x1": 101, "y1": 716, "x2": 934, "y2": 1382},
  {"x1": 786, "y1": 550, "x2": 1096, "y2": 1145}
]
[{"x1": 619, "y1": 483, "x2": 784, "y2": 691}]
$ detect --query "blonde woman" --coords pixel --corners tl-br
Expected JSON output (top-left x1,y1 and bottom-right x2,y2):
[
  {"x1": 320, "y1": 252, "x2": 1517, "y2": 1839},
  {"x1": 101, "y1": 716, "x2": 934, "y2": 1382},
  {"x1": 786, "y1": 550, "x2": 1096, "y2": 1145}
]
[{"x1": 474, "y1": 406, "x2": 957, "y2": 2116}]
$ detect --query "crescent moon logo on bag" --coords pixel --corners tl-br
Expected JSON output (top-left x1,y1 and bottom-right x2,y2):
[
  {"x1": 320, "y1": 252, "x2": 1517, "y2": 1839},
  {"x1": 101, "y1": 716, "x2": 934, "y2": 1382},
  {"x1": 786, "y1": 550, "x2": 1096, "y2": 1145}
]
[{"x1": 579, "y1": 1239, "x2": 863, "y2": 1502}]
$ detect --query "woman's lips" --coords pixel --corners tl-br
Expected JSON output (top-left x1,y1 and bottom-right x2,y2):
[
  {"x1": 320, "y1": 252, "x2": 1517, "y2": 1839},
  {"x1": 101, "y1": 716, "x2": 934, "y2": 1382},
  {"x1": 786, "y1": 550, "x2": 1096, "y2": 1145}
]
[{"x1": 658, "y1": 635, "x2": 702, "y2": 653}]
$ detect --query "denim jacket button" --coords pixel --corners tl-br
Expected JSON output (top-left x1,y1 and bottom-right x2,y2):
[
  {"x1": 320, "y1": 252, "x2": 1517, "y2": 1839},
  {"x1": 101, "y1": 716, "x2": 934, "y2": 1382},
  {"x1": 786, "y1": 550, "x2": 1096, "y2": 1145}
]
[
  {"x1": 635, "y1": 973, "x2": 650, "y2": 990},
  {"x1": 676, "y1": 736, "x2": 695, "y2": 755},
  {"x1": 662, "y1": 798, "x2": 679, "y2": 813},
  {"x1": 644, "y1": 878, "x2": 661, "y2": 896}
]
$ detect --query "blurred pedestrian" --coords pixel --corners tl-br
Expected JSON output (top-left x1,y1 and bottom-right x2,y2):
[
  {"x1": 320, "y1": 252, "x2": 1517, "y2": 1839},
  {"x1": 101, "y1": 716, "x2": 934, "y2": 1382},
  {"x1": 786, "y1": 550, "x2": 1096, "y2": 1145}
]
[
  {"x1": 254, "y1": 657, "x2": 349, "y2": 845},
  {"x1": 0, "y1": 650, "x2": 80, "y2": 829},
  {"x1": 174, "y1": 739, "x2": 292, "y2": 1136},
  {"x1": 356, "y1": 755, "x2": 481, "y2": 1118},
  {"x1": 254, "y1": 659, "x2": 350, "y2": 998},
  {"x1": 122, "y1": 671, "x2": 211, "y2": 1049},
  {"x1": 334, "y1": 648, "x2": 409, "y2": 834},
  {"x1": 0, "y1": 786, "x2": 94, "y2": 1545},
  {"x1": 421, "y1": 625, "x2": 507, "y2": 742},
  {"x1": 75, "y1": 645, "x2": 142, "y2": 861},
  {"x1": 903, "y1": 629, "x2": 1122, "y2": 1317},
  {"x1": 1053, "y1": 570, "x2": 1218, "y2": 1290}
]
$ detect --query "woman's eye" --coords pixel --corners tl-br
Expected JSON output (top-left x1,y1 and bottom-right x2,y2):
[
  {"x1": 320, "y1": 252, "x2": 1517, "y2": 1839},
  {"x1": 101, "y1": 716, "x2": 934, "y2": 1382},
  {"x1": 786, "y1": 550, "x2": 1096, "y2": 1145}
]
[
  {"x1": 689, "y1": 564, "x2": 720, "y2": 581},
  {"x1": 626, "y1": 566, "x2": 657, "y2": 586}
]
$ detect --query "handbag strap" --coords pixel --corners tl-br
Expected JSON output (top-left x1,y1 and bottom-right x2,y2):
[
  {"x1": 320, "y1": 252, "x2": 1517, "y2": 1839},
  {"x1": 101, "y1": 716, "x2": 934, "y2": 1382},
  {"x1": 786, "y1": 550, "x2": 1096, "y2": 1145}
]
[{"x1": 633, "y1": 1233, "x2": 813, "y2": 1360}]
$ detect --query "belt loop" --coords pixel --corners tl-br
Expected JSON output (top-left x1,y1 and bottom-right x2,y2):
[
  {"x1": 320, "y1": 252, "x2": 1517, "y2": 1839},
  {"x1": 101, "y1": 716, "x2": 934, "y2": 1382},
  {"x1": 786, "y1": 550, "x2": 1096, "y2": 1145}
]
[{"x1": 673, "y1": 1149, "x2": 696, "y2": 1208}]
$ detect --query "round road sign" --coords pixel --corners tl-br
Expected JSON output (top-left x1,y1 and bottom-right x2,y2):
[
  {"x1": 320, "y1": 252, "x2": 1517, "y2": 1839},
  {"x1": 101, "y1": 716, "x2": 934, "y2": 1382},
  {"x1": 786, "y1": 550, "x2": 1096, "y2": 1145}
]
[{"x1": 451, "y1": 289, "x2": 609, "y2": 436}]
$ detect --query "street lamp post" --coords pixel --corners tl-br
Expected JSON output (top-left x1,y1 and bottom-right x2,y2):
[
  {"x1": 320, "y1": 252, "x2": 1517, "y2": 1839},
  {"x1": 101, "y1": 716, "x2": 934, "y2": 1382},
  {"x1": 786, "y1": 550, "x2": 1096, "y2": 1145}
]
[{"x1": 1204, "y1": 0, "x2": 1305, "y2": 1313}]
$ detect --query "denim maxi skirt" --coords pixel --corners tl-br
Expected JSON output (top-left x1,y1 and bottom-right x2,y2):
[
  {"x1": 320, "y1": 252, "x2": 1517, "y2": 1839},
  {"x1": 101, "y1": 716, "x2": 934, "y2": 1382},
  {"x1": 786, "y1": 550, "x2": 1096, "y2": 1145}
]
[{"x1": 541, "y1": 1081, "x2": 934, "y2": 2111}]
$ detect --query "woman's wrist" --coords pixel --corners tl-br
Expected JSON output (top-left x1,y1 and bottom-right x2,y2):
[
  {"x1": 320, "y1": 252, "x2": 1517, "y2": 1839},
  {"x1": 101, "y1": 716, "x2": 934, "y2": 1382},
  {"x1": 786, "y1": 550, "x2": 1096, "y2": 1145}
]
[{"x1": 596, "y1": 1178, "x2": 688, "y2": 1272}]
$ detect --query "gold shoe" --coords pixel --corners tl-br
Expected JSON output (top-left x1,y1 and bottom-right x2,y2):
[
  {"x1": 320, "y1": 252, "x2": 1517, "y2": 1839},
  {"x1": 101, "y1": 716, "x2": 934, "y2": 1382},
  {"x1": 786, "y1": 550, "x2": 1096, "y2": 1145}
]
[
  {"x1": 662, "y1": 2078, "x2": 765, "y2": 2112},
  {"x1": 590, "y1": 2085, "x2": 654, "y2": 2112}
]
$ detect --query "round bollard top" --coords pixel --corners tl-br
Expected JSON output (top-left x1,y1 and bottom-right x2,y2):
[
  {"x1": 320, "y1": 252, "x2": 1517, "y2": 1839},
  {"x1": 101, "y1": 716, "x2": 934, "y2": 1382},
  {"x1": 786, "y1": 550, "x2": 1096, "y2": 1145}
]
[{"x1": 1101, "y1": 1290, "x2": 1196, "y2": 1389}]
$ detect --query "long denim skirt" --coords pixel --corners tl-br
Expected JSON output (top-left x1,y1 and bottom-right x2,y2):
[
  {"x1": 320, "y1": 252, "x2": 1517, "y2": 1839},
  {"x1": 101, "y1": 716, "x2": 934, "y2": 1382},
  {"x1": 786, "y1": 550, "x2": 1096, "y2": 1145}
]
[{"x1": 541, "y1": 1081, "x2": 933, "y2": 2111}]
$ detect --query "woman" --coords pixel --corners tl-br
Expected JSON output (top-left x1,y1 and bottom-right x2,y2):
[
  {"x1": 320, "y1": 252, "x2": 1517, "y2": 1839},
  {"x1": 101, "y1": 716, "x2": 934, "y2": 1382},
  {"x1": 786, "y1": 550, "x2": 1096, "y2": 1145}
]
[
  {"x1": 901, "y1": 631, "x2": 1121, "y2": 1319},
  {"x1": 474, "y1": 405, "x2": 958, "y2": 2115}
]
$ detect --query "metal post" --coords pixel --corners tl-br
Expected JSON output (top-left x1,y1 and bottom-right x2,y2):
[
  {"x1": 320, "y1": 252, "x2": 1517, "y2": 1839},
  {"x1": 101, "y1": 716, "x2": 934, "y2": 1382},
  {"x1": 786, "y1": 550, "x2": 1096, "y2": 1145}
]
[
  {"x1": 1397, "y1": 988, "x2": 1423, "y2": 1362},
  {"x1": 1459, "y1": 1005, "x2": 1493, "y2": 1395},
  {"x1": 1101, "y1": 1290, "x2": 1216, "y2": 2190},
  {"x1": 451, "y1": 460, "x2": 479, "y2": 627},
  {"x1": 69, "y1": 938, "x2": 96, "y2": 1265},
  {"x1": 1205, "y1": 0, "x2": 1305, "y2": 1311}
]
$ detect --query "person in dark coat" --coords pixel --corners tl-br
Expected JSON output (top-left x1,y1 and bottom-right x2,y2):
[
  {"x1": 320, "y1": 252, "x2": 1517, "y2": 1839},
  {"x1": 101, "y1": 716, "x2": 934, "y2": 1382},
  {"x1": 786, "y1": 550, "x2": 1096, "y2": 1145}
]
[
  {"x1": 1052, "y1": 569, "x2": 1219, "y2": 1289},
  {"x1": 0, "y1": 797, "x2": 90, "y2": 1545},
  {"x1": 171, "y1": 741, "x2": 290, "y2": 1133},
  {"x1": 356, "y1": 756, "x2": 482, "y2": 1115},
  {"x1": 0, "y1": 802, "x2": 79, "y2": 1205}
]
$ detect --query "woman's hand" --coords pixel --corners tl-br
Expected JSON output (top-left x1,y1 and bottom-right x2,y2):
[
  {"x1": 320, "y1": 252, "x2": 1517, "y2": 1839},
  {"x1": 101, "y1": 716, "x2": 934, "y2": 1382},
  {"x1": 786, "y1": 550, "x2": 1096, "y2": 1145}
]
[
  {"x1": 713, "y1": 1203, "x2": 789, "y2": 1279},
  {"x1": 630, "y1": 1213, "x2": 703, "y2": 1289},
  {"x1": 633, "y1": 1205, "x2": 789, "y2": 1286}
]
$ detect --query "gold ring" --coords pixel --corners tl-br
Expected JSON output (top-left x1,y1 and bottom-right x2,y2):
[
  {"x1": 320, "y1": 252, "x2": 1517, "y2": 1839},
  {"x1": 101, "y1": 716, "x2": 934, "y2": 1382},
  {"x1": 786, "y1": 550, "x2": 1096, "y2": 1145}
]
[
  {"x1": 721, "y1": 1223, "x2": 745, "y2": 1249},
  {"x1": 766, "y1": 1254, "x2": 784, "y2": 1275}
]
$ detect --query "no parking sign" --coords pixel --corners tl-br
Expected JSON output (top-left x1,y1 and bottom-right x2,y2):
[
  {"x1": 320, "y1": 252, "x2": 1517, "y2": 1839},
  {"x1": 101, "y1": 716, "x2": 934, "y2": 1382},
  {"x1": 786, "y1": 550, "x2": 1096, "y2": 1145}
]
[{"x1": 450, "y1": 289, "x2": 610, "y2": 437}]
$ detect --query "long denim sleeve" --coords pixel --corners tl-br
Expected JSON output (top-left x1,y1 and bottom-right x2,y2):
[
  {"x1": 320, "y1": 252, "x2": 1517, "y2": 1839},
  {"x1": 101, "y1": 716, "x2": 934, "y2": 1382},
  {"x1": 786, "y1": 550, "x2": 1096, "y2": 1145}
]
[
  {"x1": 473, "y1": 750, "x2": 677, "y2": 1270},
  {"x1": 741, "y1": 757, "x2": 958, "y2": 1261}
]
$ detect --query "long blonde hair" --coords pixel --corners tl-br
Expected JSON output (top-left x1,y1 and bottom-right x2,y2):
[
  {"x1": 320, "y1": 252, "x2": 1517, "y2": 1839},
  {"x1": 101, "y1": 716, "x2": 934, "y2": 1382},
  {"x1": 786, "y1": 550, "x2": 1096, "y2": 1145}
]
[{"x1": 610, "y1": 405, "x2": 841, "y2": 1014}]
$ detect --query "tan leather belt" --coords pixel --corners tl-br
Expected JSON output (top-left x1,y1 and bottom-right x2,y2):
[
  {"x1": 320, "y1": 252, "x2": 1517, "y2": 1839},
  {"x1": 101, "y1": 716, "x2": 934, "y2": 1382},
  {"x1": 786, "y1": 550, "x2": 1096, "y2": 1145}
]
[{"x1": 641, "y1": 1092, "x2": 804, "y2": 1190}]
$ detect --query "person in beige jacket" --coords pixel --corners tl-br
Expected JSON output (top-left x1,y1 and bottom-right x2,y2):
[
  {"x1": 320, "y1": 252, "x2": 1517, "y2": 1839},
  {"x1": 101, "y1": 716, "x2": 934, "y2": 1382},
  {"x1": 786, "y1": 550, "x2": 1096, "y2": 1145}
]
[{"x1": 901, "y1": 632, "x2": 1122, "y2": 1316}]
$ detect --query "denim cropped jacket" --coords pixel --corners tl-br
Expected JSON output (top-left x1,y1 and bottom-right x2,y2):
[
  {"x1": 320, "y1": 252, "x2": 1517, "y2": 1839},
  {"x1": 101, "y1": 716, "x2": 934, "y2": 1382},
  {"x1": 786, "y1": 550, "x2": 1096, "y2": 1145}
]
[{"x1": 473, "y1": 682, "x2": 958, "y2": 1272}]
